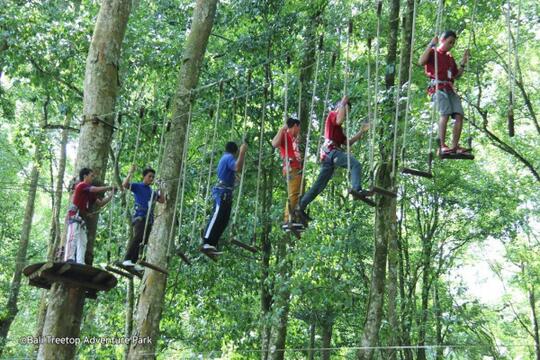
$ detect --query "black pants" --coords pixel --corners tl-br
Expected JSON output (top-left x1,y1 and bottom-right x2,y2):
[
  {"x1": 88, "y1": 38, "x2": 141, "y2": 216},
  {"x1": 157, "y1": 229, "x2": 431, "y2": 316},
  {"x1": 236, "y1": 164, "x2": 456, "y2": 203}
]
[
  {"x1": 203, "y1": 190, "x2": 233, "y2": 248},
  {"x1": 124, "y1": 217, "x2": 152, "y2": 262}
]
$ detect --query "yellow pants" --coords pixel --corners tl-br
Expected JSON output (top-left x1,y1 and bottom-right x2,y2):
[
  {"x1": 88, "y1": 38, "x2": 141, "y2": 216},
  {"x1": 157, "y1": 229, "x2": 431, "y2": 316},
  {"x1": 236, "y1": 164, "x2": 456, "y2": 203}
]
[{"x1": 284, "y1": 168, "x2": 303, "y2": 223}]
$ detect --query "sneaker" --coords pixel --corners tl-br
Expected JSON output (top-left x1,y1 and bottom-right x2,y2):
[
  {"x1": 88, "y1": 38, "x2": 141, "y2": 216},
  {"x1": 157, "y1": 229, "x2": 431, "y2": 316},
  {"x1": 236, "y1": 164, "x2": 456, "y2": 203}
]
[
  {"x1": 349, "y1": 188, "x2": 374, "y2": 199},
  {"x1": 293, "y1": 207, "x2": 311, "y2": 225},
  {"x1": 122, "y1": 260, "x2": 135, "y2": 267},
  {"x1": 133, "y1": 264, "x2": 145, "y2": 272},
  {"x1": 202, "y1": 244, "x2": 218, "y2": 252},
  {"x1": 292, "y1": 222, "x2": 305, "y2": 230}
]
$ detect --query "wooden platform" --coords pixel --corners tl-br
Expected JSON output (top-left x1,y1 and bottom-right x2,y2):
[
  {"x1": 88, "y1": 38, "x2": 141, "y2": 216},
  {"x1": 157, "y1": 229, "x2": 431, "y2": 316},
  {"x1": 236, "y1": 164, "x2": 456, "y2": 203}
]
[
  {"x1": 23, "y1": 262, "x2": 117, "y2": 299},
  {"x1": 437, "y1": 149, "x2": 475, "y2": 160}
]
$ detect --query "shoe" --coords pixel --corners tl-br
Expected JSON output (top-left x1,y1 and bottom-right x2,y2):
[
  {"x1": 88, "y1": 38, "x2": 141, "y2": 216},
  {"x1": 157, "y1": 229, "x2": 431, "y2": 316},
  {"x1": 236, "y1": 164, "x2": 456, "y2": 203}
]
[
  {"x1": 133, "y1": 264, "x2": 145, "y2": 272},
  {"x1": 349, "y1": 188, "x2": 374, "y2": 199},
  {"x1": 292, "y1": 222, "x2": 305, "y2": 230},
  {"x1": 293, "y1": 207, "x2": 311, "y2": 226},
  {"x1": 122, "y1": 260, "x2": 135, "y2": 267},
  {"x1": 202, "y1": 243, "x2": 218, "y2": 252},
  {"x1": 65, "y1": 258, "x2": 76, "y2": 264}
]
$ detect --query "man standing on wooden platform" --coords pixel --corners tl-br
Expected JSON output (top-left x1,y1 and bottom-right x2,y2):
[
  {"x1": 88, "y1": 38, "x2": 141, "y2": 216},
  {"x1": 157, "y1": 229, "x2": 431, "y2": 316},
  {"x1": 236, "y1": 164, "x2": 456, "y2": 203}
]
[
  {"x1": 271, "y1": 117, "x2": 304, "y2": 232},
  {"x1": 64, "y1": 168, "x2": 115, "y2": 264},
  {"x1": 202, "y1": 141, "x2": 247, "y2": 255},
  {"x1": 122, "y1": 166, "x2": 165, "y2": 271}
]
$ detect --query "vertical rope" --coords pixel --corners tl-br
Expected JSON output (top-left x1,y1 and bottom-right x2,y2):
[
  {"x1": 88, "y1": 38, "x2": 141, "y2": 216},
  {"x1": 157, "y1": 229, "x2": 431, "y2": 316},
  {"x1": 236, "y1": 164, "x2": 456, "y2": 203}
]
[
  {"x1": 204, "y1": 82, "x2": 224, "y2": 202},
  {"x1": 391, "y1": 23, "x2": 405, "y2": 179},
  {"x1": 252, "y1": 84, "x2": 268, "y2": 237},
  {"x1": 344, "y1": 20, "x2": 353, "y2": 188},
  {"x1": 190, "y1": 130, "x2": 211, "y2": 241},
  {"x1": 428, "y1": 0, "x2": 444, "y2": 170},
  {"x1": 283, "y1": 57, "x2": 292, "y2": 223},
  {"x1": 139, "y1": 100, "x2": 168, "y2": 262},
  {"x1": 367, "y1": 37, "x2": 374, "y2": 179},
  {"x1": 166, "y1": 100, "x2": 193, "y2": 260},
  {"x1": 231, "y1": 72, "x2": 252, "y2": 233},
  {"x1": 300, "y1": 35, "x2": 323, "y2": 198},
  {"x1": 370, "y1": 1, "x2": 383, "y2": 185},
  {"x1": 465, "y1": 0, "x2": 478, "y2": 147},
  {"x1": 400, "y1": 0, "x2": 419, "y2": 166},
  {"x1": 315, "y1": 52, "x2": 337, "y2": 162},
  {"x1": 506, "y1": 0, "x2": 515, "y2": 137}
]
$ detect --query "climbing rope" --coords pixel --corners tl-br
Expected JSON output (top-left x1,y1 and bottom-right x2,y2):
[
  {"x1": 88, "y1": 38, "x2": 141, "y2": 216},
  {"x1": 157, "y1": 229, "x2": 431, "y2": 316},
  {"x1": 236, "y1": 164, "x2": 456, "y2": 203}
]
[{"x1": 344, "y1": 20, "x2": 353, "y2": 189}]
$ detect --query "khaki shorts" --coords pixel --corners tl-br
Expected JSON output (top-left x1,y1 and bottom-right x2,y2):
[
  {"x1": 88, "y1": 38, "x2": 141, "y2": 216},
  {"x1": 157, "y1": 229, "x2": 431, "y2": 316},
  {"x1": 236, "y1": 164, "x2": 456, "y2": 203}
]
[{"x1": 432, "y1": 89, "x2": 464, "y2": 118}]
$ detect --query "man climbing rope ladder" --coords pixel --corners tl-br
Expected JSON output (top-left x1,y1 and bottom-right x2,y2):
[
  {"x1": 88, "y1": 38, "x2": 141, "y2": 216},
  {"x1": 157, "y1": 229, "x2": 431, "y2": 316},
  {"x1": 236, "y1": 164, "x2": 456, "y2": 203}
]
[
  {"x1": 64, "y1": 168, "x2": 115, "y2": 264},
  {"x1": 294, "y1": 96, "x2": 372, "y2": 225},
  {"x1": 201, "y1": 141, "x2": 247, "y2": 255},
  {"x1": 122, "y1": 166, "x2": 165, "y2": 271},
  {"x1": 271, "y1": 117, "x2": 304, "y2": 232},
  {"x1": 419, "y1": 30, "x2": 471, "y2": 155}
]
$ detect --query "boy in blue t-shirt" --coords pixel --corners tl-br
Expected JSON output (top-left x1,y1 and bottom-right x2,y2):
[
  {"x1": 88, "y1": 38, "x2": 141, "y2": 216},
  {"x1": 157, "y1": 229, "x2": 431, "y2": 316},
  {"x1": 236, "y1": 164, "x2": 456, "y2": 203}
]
[
  {"x1": 122, "y1": 166, "x2": 165, "y2": 270},
  {"x1": 202, "y1": 141, "x2": 247, "y2": 254}
]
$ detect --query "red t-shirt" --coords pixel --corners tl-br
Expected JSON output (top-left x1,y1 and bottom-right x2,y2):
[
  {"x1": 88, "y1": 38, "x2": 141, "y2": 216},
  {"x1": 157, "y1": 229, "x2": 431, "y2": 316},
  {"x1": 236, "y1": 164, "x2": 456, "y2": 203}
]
[
  {"x1": 424, "y1": 48, "x2": 459, "y2": 94},
  {"x1": 279, "y1": 131, "x2": 302, "y2": 173},
  {"x1": 320, "y1": 111, "x2": 347, "y2": 160},
  {"x1": 68, "y1": 182, "x2": 97, "y2": 217}
]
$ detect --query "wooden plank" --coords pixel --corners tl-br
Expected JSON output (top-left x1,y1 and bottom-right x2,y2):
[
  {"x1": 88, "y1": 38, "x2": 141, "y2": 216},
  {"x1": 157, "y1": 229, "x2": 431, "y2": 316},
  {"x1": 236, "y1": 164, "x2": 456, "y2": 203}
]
[
  {"x1": 137, "y1": 260, "x2": 169, "y2": 275},
  {"x1": 113, "y1": 262, "x2": 143, "y2": 279},
  {"x1": 401, "y1": 167, "x2": 433, "y2": 179},
  {"x1": 231, "y1": 239, "x2": 259, "y2": 253},
  {"x1": 177, "y1": 250, "x2": 192, "y2": 266},
  {"x1": 58, "y1": 263, "x2": 72, "y2": 275},
  {"x1": 28, "y1": 262, "x2": 55, "y2": 280},
  {"x1": 439, "y1": 152, "x2": 475, "y2": 160},
  {"x1": 40, "y1": 273, "x2": 110, "y2": 291},
  {"x1": 91, "y1": 271, "x2": 109, "y2": 283}
]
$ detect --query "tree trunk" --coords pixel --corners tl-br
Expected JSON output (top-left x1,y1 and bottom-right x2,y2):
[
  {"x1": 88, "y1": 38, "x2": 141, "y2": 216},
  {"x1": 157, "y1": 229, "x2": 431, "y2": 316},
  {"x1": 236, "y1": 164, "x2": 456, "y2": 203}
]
[
  {"x1": 35, "y1": 113, "x2": 72, "y2": 344},
  {"x1": 125, "y1": 278, "x2": 134, "y2": 360},
  {"x1": 308, "y1": 321, "x2": 316, "y2": 360},
  {"x1": 358, "y1": 0, "x2": 400, "y2": 358},
  {"x1": 37, "y1": 2, "x2": 131, "y2": 359},
  {"x1": 529, "y1": 286, "x2": 540, "y2": 360},
  {"x1": 321, "y1": 320, "x2": 334, "y2": 360},
  {"x1": 128, "y1": 1, "x2": 217, "y2": 358},
  {"x1": 0, "y1": 161, "x2": 40, "y2": 355}
]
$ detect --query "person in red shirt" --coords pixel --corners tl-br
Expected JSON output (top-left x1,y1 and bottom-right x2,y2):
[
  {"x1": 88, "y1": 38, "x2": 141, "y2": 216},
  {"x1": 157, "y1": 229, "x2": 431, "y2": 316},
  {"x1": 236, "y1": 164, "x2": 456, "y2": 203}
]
[
  {"x1": 419, "y1": 30, "x2": 470, "y2": 155},
  {"x1": 294, "y1": 96, "x2": 371, "y2": 224},
  {"x1": 271, "y1": 117, "x2": 304, "y2": 231},
  {"x1": 64, "y1": 167, "x2": 115, "y2": 264}
]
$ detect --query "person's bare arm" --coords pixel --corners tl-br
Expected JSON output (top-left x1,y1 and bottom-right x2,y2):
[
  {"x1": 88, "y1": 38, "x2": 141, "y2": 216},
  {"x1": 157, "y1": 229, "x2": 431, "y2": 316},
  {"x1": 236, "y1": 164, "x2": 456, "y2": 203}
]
[
  {"x1": 335, "y1": 95, "x2": 349, "y2": 126},
  {"x1": 157, "y1": 183, "x2": 166, "y2": 204},
  {"x1": 419, "y1": 36, "x2": 438, "y2": 66},
  {"x1": 122, "y1": 164, "x2": 136, "y2": 190},
  {"x1": 455, "y1": 49, "x2": 470, "y2": 79},
  {"x1": 347, "y1": 123, "x2": 370, "y2": 146},
  {"x1": 235, "y1": 143, "x2": 248, "y2": 172},
  {"x1": 95, "y1": 188, "x2": 116, "y2": 207},
  {"x1": 271, "y1": 125, "x2": 287, "y2": 148}
]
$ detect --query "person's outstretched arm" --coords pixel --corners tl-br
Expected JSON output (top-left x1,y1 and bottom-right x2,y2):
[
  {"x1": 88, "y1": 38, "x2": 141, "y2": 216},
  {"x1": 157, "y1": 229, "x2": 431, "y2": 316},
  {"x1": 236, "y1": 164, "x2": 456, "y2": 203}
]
[{"x1": 419, "y1": 36, "x2": 438, "y2": 66}]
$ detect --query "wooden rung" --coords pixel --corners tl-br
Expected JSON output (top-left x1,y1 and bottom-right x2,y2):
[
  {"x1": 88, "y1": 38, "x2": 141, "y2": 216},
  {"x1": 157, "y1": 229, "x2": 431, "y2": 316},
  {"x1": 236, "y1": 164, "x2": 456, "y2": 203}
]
[
  {"x1": 439, "y1": 152, "x2": 475, "y2": 160},
  {"x1": 359, "y1": 197, "x2": 376, "y2": 207},
  {"x1": 371, "y1": 186, "x2": 397, "y2": 198},
  {"x1": 137, "y1": 260, "x2": 169, "y2": 275},
  {"x1": 112, "y1": 262, "x2": 142, "y2": 279},
  {"x1": 177, "y1": 251, "x2": 192, "y2": 266},
  {"x1": 231, "y1": 239, "x2": 259, "y2": 253},
  {"x1": 105, "y1": 265, "x2": 134, "y2": 279},
  {"x1": 401, "y1": 167, "x2": 433, "y2": 179}
]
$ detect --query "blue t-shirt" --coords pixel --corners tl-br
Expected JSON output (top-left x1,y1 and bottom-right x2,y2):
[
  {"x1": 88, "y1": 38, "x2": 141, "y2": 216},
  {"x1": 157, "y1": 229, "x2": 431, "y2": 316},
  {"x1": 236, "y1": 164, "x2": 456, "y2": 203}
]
[
  {"x1": 130, "y1": 182, "x2": 158, "y2": 219},
  {"x1": 216, "y1": 152, "x2": 237, "y2": 188}
]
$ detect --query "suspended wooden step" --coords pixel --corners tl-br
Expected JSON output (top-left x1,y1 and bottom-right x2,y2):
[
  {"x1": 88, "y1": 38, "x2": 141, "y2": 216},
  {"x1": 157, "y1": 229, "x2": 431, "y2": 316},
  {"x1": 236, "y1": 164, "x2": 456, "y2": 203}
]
[
  {"x1": 401, "y1": 167, "x2": 433, "y2": 179},
  {"x1": 23, "y1": 262, "x2": 117, "y2": 300},
  {"x1": 137, "y1": 260, "x2": 168, "y2": 275},
  {"x1": 174, "y1": 248, "x2": 192, "y2": 266},
  {"x1": 370, "y1": 186, "x2": 397, "y2": 198},
  {"x1": 231, "y1": 238, "x2": 259, "y2": 253},
  {"x1": 438, "y1": 151, "x2": 475, "y2": 160},
  {"x1": 109, "y1": 261, "x2": 143, "y2": 279},
  {"x1": 199, "y1": 247, "x2": 220, "y2": 261},
  {"x1": 105, "y1": 264, "x2": 135, "y2": 280},
  {"x1": 349, "y1": 189, "x2": 376, "y2": 207}
]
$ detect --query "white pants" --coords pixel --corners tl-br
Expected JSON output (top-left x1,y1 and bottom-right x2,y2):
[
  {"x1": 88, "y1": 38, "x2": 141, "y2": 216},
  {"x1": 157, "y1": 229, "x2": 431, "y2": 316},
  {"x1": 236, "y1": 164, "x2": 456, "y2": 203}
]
[{"x1": 64, "y1": 216, "x2": 88, "y2": 264}]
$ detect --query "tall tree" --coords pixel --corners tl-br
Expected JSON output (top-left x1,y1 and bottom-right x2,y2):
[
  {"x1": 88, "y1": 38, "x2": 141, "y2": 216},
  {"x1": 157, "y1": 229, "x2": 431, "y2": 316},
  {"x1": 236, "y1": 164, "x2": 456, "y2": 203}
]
[
  {"x1": 37, "y1": 1, "x2": 131, "y2": 358},
  {"x1": 358, "y1": 0, "x2": 400, "y2": 358},
  {"x1": 128, "y1": 1, "x2": 219, "y2": 358}
]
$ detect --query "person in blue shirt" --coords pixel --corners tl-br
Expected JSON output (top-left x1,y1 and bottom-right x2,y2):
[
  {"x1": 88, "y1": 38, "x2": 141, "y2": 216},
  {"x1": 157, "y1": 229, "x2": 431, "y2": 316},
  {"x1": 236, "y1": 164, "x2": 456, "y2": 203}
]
[
  {"x1": 202, "y1": 141, "x2": 247, "y2": 254},
  {"x1": 121, "y1": 166, "x2": 165, "y2": 270}
]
